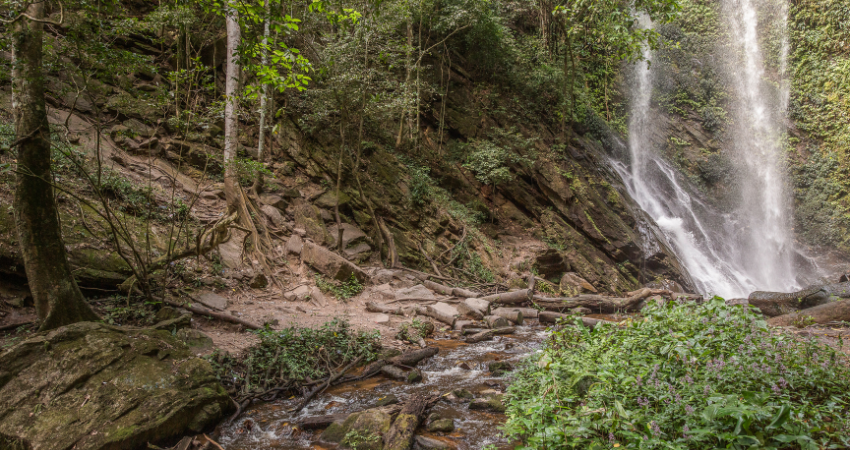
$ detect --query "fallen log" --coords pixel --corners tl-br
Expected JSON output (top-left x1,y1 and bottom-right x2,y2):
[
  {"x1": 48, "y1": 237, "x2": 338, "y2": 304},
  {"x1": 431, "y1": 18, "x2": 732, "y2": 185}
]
[
  {"x1": 484, "y1": 315, "x2": 510, "y2": 329},
  {"x1": 452, "y1": 287, "x2": 480, "y2": 298},
  {"x1": 339, "y1": 348, "x2": 439, "y2": 384},
  {"x1": 453, "y1": 320, "x2": 475, "y2": 331},
  {"x1": 423, "y1": 280, "x2": 454, "y2": 296},
  {"x1": 464, "y1": 327, "x2": 515, "y2": 343},
  {"x1": 415, "y1": 303, "x2": 458, "y2": 327},
  {"x1": 299, "y1": 413, "x2": 351, "y2": 430},
  {"x1": 749, "y1": 286, "x2": 834, "y2": 317},
  {"x1": 161, "y1": 297, "x2": 263, "y2": 330},
  {"x1": 366, "y1": 301, "x2": 405, "y2": 316},
  {"x1": 768, "y1": 299, "x2": 850, "y2": 327},
  {"x1": 383, "y1": 394, "x2": 439, "y2": 450},
  {"x1": 492, "y1": 307, "x2": 523, "y2": 325},
  {"x1": 299, "y1": 404, "x2": 403, "y2": 430},
  {"x1": 388, "y1": 347, "x2": 439, "y2": 366},
  {"x1": 291, "y1": 356, "x2": 362, "y2": 413},
  {"x1": 510, "y1": 307, "x2": 540, "y2": 318},
  {"x1": 480, "y1": 289, "x2": 532, "y2": 305},
  {"x1": 538, "y1": 311, "x2": 612, "y2": 329},
  {"x1": 457, "y1": 298, "x2": 490, "y2": 319},
  {"x1": 380, "y1": 365, "x2": 422, "y2": 383},
  {"x1": 532, "y1": 288, "x2": 654, "y2": 314}
]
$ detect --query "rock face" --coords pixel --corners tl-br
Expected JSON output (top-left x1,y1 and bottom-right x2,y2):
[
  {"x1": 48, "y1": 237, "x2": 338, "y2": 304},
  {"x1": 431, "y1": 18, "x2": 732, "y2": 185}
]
[{"x1": 0, "y1": 322, "x2": 232, "y2": 450}]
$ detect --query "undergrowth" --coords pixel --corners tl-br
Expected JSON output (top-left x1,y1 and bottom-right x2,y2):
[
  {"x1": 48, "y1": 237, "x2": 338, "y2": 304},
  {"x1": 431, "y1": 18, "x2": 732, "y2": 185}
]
[
  {"x1": 315, "y1": 274, "x2": 364, "y2": 300},
  {"x1": 504, "y1": 298, "x2": 850, "y2": 449},
  {"x1": 207, "y1": 319, "x2": 380, "y2": 397}
]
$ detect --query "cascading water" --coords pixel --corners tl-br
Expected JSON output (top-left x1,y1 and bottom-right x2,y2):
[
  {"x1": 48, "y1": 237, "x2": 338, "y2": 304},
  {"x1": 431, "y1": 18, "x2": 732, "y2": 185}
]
[{"x1": 613, "y1": 8, "x2": 801, "y2": 298}]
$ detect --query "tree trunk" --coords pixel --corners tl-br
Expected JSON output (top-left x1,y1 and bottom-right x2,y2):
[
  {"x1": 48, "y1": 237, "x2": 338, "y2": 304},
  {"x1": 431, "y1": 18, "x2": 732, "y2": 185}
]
[
  {"x1": 532, "y1": 288, "x2": 656, "y2": 313},
  {"x1": 767, "y1": 299, "x2": 850, "y2": 327},
  {"x1": 479, "y1": 289, "x2": 532, "y2": 305},
  {"x1": 538, "y1": 311, "x2": 611, "y2": 329},
  {"x1": 383, "y1": 394, "x2": 437, "y2": 450},
  {"x1": 464, "y1": 327, "x2": 515, "y2": 343},
  {"x1": 223, "y1": 7, "x2": 243, "y2": 210},
  {"x1": 255, "y1": 0, "x2": 271, "y2": 168},
  {"x1": 11, "y1": 2, "x2": 99, "y2": 331}
]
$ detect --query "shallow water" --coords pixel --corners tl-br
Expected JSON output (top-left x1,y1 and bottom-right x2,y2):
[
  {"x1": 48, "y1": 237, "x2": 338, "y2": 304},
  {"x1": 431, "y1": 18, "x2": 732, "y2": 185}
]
[{"x1": 218, "y1": 327, "x2": 548, "y2": 449}]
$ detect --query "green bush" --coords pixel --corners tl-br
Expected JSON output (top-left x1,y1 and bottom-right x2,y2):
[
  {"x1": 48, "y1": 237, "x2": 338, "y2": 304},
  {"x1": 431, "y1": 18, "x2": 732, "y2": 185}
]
[
  {"x1": 207, "y1": 319, "x2": 380, "y2": 396},
  {"x1": 315, "y1": 274, "x2": 364, "y2": 300},
  {"x1": 504, "y1": 298, "x2": 850, "y2": 449}
]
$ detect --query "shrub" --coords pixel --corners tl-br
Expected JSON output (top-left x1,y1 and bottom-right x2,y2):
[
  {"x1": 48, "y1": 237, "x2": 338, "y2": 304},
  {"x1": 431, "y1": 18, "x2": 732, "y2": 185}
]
[
  {"x1": 207, "y1": 319, "x2": 380, "y2": 396},
  {"x1": 504, "y1": 298, "x2": 850, "y2": 449},
  {"x1": 315, "y1": 274, "x2": 364, "y2": 300}
]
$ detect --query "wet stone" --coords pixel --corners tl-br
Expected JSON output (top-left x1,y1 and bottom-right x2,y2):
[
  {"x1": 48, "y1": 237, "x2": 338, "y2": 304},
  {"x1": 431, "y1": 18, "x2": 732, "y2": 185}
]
[
  {"x1": 414, "y1": 435, "x2": 453, "y2": 449},
  {"x1": 428, "y1": 418, "x2": 455, "y2": 433},
  {"x1": 488, "y1": 361, "x2": 514, "y2": 376},
  {"x1": 468, "y1": 395, "x2": 506, "y2": 413},
  {"x1": 375, "y1": 394, "x2": 399, "y2": 407}
]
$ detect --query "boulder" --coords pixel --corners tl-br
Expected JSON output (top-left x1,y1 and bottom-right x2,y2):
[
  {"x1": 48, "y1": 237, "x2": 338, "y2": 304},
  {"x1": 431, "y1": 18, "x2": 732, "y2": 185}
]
[
  {"x1": 0, "y1": 322, "x2": 232, "y2": 450},
  {"x1": 259, "y1": 193, "x2": 287, "y2": 210},
  {"x1": 488, "y1": 361, "x2": 514, "y2": 376},
  {"x1": 217, "y1": 230, "x2": 246, "y2": 268},
  {"x1": 320, "y1": 409, "x2": 391, "y2": 449},
  {"x1": 314, "y1": 190, "x2": 351, "y2": 209},
  {"x1": 176, "y1": 328, "x2": 214, "y2": 354},
  {"x1": 427, "y1": 418, "x2": 455, "y2": 433},
  {"x1": 284, "y1": 234, "x2": 304, "y2": 255},
  {"x1": 414, "y1": 435, "x2": 453, "y2": 449},
  {"x1": 375, "y1": 394, "x2": 400, "y2": 407},
  {"x1": 260, "y1": 204, "x2": 286, "y2": 228},
  {"x1": 327, "y1": 223, "x2": 372, "y2": 260},
  {"x1": 301, "y1": 241, "x2": 368, "y2": 282},
  {"x1": 192, "y1": 291, "x2": 228, "y2": 311},
  {"x1": 284, "y1": 285, "x2": 312, "y2": 301},
  {"x1": 395, "y1": 285, "x2": 437, "y2": 301},
  {"x1": 468, "y1": 395, "x2": 506, "y2": 413},
  {"x1": 249, "y1": 273, "x2": 269, "y2": 289},
  {"x1": 560, "y1": 272, "x2": 597, "y2": 294}
]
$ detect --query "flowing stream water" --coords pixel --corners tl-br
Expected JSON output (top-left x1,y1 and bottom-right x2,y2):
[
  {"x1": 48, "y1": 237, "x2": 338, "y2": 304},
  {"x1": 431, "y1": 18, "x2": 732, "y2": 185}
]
[
  {"x1": 612, "y1": 6, "x2": 810, "y2": 298},
  {"x1": 218, "y1": 328, "x2": 547, "y2": 449}
]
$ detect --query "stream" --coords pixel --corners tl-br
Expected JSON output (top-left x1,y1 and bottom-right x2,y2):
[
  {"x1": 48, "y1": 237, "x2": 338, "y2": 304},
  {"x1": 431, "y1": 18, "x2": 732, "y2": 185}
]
[{"x1": 218, "y1": 326, "x2": 548, "y2": 449}]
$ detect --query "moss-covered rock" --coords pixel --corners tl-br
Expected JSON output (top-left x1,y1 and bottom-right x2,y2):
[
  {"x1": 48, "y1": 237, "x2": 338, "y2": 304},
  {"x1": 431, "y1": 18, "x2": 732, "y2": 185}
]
[{"x1": 0, "y1": 322, "x2": 232, "y2": 450}]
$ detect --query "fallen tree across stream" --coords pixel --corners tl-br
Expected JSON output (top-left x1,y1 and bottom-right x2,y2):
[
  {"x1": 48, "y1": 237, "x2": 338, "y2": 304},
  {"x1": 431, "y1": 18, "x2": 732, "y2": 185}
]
[{"x1": 531, "y1": 288, "x2": 674, "y2": 313}]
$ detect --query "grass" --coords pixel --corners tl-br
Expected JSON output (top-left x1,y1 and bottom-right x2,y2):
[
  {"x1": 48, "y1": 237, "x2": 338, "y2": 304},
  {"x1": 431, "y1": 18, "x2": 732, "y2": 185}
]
[{"x1": 504, "y1": 298, "x2": 850, "y2": 449}]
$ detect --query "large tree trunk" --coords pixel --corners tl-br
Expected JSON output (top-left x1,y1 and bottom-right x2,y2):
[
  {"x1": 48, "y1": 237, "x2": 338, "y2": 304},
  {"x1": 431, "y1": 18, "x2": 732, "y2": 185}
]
[
  {"x1": 11, "y1": 2, "x2": 98, "y2": 331},
  {"x1": 223, "y1": 7, "x2": 243, "y2": 210}
]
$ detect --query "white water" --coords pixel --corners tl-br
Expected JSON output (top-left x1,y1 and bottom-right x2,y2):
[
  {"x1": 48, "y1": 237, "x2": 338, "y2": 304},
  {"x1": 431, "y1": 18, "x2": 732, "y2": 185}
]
[{"x1": 614, "y1": 10, "x2": 800, "y2": 298}]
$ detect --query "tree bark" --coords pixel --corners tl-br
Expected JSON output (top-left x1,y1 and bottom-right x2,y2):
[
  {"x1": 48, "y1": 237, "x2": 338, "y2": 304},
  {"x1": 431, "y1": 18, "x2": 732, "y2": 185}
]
[
  {"x1": 383, "y1": 394, "x2": 438, "y2": 450},
  {"x1": 223, "y1": 6, "x2": 243, "y2": 210},
  {"x1": 491, "y1": 307, "x2": 523, "y2": 325},
  {"x1": 11, "y1": 2, "x2": 98, "y2": 331},
  {"x1": 464, "y1": 327, "x2": 515, "y2": 343},
  {"x1": 748, "y1": 285, "x2": 841, "y2": 317},
  {"x1": 255, "y1": 0, "x2": 271, "y2": 167},
  {"x1": 532, "y1": 288, "x2": 655, "y2": 313},
  {"x1": 538, "y1": 311, "x2": 611, "y2": 329},
  {"x1": 479, "y1": 289, "x2": 532, "y2": 305},
  {"x1": 767, "y1": 299, "x2": 850, "y2": 327}
]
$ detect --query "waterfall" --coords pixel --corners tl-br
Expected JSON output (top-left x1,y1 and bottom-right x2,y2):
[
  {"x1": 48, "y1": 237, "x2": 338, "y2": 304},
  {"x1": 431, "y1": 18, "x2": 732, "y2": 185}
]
[{"x1": 613, "y1": 8, "x2": 800, "y2": 299}]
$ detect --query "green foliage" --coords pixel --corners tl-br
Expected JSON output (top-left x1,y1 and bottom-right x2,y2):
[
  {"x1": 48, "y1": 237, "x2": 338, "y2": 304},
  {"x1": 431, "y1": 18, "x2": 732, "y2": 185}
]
[
  {"x1": 315, "y1": 274, "x2": 364, "y2": 300},
  {"x1": 396, "y1": 318, "x2": 434, "y2": 344},
  {"x1": 342, "y1": 430, "x2": 380, "y2": 450},
  {"x1": 207, "y1": 318, "x2": 380, "y2": 396},
  {"x1": 225, "y1": 157, "x2": 275, "y2": 186},
  {"x1": 504, "y1": 298, "x2": 850, "y2": 449}
]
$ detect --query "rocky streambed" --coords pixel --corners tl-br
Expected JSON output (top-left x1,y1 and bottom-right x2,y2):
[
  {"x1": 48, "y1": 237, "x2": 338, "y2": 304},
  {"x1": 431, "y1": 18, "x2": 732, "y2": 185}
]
[{"x1": 218, "y1": 327, "x2": 548, "y2": 450}]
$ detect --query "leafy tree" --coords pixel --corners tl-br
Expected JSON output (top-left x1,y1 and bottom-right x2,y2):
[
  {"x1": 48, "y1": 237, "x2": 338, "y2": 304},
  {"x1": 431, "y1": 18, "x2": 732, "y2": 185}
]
[{"x1": 3, "y1": 0, "x2": 100, "y2": 330}]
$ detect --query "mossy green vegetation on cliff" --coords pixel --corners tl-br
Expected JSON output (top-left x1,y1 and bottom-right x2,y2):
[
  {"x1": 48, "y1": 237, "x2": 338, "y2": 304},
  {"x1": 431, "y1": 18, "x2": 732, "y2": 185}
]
[{"x1": 504, "y1": 299, "x2": 850, "y2": 448}]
